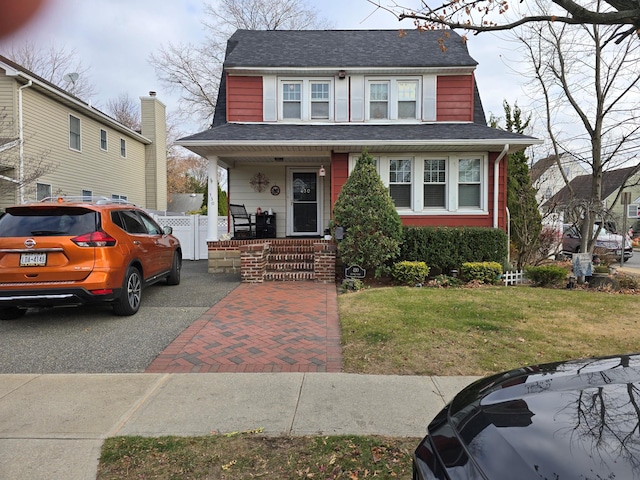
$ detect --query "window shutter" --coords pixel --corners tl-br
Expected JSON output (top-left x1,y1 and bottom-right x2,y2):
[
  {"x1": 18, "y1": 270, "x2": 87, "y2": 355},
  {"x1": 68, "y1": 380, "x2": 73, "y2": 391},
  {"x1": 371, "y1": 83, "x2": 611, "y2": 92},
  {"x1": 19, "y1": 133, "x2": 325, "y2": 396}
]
[
  {"x1": 263, "y1": 76, "x2": 277, "y2": 122},
  {"x1": 422, "y1": 75, "x2": 436, "y2": 121},
  {"x1": 350, "y1": 76, "x2": 365, "y2": 122}
]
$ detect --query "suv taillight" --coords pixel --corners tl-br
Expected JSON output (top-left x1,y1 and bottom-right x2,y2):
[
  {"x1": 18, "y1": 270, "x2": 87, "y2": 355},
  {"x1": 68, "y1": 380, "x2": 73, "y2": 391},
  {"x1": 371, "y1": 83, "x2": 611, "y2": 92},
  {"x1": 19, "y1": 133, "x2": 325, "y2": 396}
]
[{"x1": 71, "y1": 231, "x2": 116, "y2": 247}]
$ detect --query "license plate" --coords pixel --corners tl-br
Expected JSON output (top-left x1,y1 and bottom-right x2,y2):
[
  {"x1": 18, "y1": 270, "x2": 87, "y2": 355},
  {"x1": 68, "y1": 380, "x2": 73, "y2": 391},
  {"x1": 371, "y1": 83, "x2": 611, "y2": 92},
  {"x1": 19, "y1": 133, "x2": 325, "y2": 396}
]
[{"x1": 20, "y1": 253, "x2": 47, "y2": 266}]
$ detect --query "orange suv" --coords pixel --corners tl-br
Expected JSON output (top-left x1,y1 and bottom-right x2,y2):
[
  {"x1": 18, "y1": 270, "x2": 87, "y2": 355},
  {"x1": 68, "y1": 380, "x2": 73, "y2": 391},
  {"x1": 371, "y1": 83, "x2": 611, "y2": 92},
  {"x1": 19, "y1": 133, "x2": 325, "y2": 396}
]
[{"x1": 0, "y1": 197, "x2": 182, "y2": 319}]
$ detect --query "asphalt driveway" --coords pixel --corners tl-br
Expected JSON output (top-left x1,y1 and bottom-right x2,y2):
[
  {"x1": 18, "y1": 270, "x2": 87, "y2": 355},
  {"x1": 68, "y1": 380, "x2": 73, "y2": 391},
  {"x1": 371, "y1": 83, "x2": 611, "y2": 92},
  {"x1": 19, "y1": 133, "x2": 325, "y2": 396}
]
[{"x1": 0, "y1": 261, "x2": 240, "y2": 373}]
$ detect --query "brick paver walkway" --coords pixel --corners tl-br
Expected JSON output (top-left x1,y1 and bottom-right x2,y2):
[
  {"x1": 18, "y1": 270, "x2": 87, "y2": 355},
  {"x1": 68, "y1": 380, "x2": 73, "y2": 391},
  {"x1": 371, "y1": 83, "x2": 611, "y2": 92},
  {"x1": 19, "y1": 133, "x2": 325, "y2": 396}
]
[{"x1": 146, "y1": 282, "x2": 342, "y2": 373}]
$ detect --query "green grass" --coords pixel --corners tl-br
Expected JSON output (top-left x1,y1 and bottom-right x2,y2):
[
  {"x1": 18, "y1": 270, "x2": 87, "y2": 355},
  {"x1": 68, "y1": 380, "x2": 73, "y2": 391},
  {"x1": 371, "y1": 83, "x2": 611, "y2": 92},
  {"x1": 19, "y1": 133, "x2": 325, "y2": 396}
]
[{"x1": 339, "y1": 285, "x2": 640, "y2": 376}]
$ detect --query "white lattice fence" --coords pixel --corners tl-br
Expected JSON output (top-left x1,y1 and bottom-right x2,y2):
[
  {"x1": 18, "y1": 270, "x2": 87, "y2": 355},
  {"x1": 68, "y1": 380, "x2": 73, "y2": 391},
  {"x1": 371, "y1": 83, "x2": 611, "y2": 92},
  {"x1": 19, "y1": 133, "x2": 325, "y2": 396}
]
[{"x1": 502, "y1": 270, "x2": 528, "y2": 286}]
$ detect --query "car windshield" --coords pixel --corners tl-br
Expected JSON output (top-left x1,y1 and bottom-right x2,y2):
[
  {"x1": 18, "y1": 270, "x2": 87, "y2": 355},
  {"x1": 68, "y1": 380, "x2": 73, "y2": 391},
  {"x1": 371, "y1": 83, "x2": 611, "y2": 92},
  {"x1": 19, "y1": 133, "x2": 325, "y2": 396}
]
[{"x1": 0, "y1": 207, "x2": 99, "y2": 237}]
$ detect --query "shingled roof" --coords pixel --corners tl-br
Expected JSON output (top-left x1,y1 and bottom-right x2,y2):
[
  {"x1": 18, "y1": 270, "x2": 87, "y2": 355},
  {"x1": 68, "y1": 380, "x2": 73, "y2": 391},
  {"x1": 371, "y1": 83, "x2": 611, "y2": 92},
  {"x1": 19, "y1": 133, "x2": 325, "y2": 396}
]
[
  {"x1": 546, "y1": 166, "x2": 639, "y2": 206},
  {"x1": 223, "y1": 29, "x2": 478, "y2": 69}
]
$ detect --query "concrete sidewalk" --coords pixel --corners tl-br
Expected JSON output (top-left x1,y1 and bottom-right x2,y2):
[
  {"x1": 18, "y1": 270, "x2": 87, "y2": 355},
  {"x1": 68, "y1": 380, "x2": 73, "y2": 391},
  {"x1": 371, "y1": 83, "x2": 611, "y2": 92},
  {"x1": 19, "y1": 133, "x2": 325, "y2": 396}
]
[{"x1": 0, "y1": 373, "x2": 478, "y2": 480}]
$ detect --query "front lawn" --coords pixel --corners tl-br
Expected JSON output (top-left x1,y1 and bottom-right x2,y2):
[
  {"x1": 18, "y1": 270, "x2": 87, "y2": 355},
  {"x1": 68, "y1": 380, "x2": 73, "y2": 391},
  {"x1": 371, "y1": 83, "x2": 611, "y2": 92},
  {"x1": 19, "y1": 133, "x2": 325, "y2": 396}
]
[{"x1": 339, "y1": 285, "x2": 640, "y2": 376}]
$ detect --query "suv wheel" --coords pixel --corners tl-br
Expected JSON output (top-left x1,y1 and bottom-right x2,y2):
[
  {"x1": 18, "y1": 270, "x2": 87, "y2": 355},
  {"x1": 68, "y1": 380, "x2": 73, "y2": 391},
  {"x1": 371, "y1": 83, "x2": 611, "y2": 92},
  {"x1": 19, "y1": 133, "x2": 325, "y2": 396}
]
[
  {"x1": 113, "y1": 266, "x2": 142, "y2": 316},
  {"x1": 166, "y1": 251, "x2": 181, "y2": 285},
  {"x1": 0, "y1": 307, "x2": 27, "y2": 321}
]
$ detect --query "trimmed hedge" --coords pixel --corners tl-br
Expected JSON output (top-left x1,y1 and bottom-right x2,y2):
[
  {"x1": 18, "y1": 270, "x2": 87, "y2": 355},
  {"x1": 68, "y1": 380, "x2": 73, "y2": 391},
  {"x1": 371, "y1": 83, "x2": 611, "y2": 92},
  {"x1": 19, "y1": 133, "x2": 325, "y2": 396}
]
[
  {"x1": 524, "y1": 265, "x2": 568, "y2": 287},
  {"x1": 392, "y1": 261, "x2": 430, "y2": 286},
  {"x1": 399, "y1": 226, "x2": 508, "y2": 274},
  {"x1": 460, "y1": 262, "x2": 503, "y2": 284}
]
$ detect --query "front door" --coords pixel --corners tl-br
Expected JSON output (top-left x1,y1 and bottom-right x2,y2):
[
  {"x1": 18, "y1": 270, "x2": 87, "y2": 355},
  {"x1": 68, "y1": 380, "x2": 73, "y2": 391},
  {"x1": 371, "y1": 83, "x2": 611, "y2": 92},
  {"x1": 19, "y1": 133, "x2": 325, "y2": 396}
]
[{"x1": 288, "y1": 169, "x2": 322, "y2": 236}]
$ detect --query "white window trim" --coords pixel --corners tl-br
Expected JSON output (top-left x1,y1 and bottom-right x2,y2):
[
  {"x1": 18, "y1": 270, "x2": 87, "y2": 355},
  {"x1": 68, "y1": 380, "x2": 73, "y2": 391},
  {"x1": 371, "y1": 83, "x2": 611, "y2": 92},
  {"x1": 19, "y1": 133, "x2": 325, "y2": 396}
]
[
  {"x1": 388, "y1": 156, "x2": 414, "y2": 210},
  {"x1": 348, "y1": 153, "x2": 488, "y2": 215},
  {"x1": 100, "y1": 129, "x2": 108, "y2": 151},
  {"x1": 120, "y1": 138, "x2": 127, "y2": 158},
  {"x1": 69, "y1": 114, "x2": 81, "y2": 152},
  {"x1": 423, "y1": 157, "x2": 449, "y2": 210},
  {"x1": 365, "y1": 77, "x2": 422, "y2": 122},
  {"x1": 278, "y1": 78, "x2": 334, "y2": 122},
  {"x1": 36, "y1": 182, "x2": 52, "y2": 201}
]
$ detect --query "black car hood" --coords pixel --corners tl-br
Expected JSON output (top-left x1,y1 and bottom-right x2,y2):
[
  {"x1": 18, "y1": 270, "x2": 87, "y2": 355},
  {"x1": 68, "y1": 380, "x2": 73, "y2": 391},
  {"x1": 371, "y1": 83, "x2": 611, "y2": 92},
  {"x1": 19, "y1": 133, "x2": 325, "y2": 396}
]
[{"x1": 441, "y1": 354, "x2": 640, "y2": 479}]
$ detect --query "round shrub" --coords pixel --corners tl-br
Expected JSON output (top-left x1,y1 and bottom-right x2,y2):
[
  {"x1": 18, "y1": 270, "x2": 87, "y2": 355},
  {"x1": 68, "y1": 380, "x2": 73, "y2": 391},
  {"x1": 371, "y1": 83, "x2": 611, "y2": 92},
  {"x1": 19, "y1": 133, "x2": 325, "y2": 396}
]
[
  {"x1": 392, "y1": 261, "x2": 430, "y2": 286},
  {"x1": 524, "y1": 265, "x2": 568, "y2": 287}
]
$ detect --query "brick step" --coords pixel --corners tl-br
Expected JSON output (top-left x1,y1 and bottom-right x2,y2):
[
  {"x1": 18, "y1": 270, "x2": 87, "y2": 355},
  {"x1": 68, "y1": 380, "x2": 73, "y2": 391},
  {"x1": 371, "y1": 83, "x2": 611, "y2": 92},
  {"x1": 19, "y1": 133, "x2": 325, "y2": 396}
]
[
  {"x1": 267, "y1": 261, "x2": 314, "y2": 272},
  {"x1": 264, "y1": 271, "x2": 315, "y2": 281},
  {"x1": 269, "y1": 244, "x2": 314, "y2": 255},
  {"x1": 269, "y1": 253, "x2": 314, "y2": 262}
]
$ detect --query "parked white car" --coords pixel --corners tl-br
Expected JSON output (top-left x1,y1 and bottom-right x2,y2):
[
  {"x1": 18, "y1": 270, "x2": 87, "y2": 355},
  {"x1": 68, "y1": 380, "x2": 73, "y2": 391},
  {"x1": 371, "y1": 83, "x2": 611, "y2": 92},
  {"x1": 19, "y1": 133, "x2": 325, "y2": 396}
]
[{"x1": 562, "y1": 224, "x2": 633, "y2": 262}]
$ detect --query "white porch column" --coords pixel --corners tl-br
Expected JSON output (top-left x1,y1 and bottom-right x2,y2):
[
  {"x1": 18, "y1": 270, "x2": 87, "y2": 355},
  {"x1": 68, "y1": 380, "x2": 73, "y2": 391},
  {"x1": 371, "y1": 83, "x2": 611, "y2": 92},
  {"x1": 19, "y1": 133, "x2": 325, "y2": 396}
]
[{"x1": 207, "y1": 155, "x2": 219, "y2": 242}]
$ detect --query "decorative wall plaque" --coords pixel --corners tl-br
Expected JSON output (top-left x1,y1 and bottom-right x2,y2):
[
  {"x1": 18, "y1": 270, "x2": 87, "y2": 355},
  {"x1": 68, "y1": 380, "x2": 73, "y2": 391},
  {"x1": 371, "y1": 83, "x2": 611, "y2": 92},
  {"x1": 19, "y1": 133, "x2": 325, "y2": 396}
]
[{"x1": 249, "y1": 172, "x2": 270, "y2": 193}]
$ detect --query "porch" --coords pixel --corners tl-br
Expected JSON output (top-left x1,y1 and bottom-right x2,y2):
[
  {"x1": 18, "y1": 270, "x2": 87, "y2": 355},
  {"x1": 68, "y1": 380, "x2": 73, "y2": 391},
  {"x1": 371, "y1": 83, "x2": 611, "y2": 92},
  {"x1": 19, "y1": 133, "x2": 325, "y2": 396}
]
[{"x1": 207, "y1": 238, "x2": 337, "y2": 283}]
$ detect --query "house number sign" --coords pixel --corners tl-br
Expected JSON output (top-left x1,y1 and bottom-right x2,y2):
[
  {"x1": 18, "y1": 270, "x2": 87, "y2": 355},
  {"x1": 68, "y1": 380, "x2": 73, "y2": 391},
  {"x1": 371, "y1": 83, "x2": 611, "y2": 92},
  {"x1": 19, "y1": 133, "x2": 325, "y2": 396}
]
[{"x1": 345, "y1": 265, "x2": 366, "y2": 279}]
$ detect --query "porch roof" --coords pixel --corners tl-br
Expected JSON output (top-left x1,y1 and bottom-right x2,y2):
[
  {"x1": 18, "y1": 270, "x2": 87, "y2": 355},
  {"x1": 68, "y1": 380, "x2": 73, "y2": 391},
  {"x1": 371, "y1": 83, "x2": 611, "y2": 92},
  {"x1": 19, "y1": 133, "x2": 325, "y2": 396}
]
[{"x1": 178, "y1": 122, "x2": 541, "y2": 160}]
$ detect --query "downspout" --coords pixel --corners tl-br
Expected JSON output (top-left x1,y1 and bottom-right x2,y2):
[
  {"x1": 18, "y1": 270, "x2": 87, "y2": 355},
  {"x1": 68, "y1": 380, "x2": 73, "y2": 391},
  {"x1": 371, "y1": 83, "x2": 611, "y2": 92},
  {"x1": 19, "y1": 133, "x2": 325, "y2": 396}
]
[
  {"x1": 18, "y1": 80, "x2": 33, "y2": 204},
  {"x1": 493, "y1": 144, "x2": 509, "y2": 228}
]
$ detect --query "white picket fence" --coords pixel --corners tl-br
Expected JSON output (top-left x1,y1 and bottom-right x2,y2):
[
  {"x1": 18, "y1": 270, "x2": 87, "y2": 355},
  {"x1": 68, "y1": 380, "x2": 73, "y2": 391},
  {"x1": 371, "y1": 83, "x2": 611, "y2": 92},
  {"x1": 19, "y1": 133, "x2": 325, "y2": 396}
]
[
  {"x1": 152, "y1": 214, "x2": 228, "y2": 260},
  {"x1": 502, "y1": 270, "x2": 528, "y2": 286}
]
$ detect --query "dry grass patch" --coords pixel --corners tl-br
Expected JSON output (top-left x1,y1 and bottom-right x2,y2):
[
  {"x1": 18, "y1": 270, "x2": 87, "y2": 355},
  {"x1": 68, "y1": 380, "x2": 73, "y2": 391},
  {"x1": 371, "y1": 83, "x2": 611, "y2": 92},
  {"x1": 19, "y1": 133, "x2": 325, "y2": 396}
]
[{"x1": 98, "y1": 434, "x2": 416, "y2": 480}]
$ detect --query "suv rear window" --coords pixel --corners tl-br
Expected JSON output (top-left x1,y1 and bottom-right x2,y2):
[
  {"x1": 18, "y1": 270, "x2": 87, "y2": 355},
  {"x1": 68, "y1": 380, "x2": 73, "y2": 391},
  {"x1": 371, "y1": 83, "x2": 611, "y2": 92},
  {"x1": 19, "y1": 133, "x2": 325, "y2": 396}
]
[{"x1": 0, "y1": 207, "x2": 99, "y2": 237}]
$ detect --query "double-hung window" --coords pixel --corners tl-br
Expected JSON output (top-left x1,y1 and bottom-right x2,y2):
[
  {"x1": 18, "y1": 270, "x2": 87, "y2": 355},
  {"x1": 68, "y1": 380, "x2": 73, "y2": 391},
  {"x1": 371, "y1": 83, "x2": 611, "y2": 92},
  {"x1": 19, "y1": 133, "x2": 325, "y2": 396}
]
[
  {"x1": 310, "y1": 82, "x2": 330, "y2": 119},
  {"x1": 369, "y1": 82, "x2": 389, "y2": 119},
  {"x1": 424, "y1": 159, "x2": 447, "y2": 208},
  {"x1": 458, "y1": 158, "x2": 481, "y2": 207},
  {"x1": 100, "y1": 129, "x2": 107, "y2": 151},
  {"x1": 282, "y1": 82, "x2": 302, "y2": 119},
  {"x1": 69, "y1": 115, "x2": 81, "y2": 151},
  {"x1": 36, "y1": 183, "x2": 52, "y2": 201},
  {"x1": 389, "y1": 159, "x2": 412, "y2": 208},
  {"x1": 120, "y1": 139, "x2": 127, "y2": 158},
  {"x1": 397, "y1": 81, "x2": 418, "y2": 119}
]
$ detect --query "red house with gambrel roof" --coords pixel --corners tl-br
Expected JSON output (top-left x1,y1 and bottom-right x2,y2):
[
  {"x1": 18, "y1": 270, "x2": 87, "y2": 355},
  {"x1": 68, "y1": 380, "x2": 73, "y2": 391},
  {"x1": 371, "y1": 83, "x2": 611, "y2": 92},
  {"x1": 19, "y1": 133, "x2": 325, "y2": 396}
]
[{"x1": 178, "y1": 29, "x2": 540, "y2": 281}]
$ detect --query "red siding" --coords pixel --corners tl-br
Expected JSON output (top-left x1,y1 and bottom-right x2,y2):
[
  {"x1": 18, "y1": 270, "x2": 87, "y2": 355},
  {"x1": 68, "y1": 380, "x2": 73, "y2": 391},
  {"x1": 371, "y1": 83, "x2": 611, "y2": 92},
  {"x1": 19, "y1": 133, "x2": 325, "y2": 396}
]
[
  {"x1": 330, "y1": 152, "x2": 349, "y2": 215},
  {"x1": 227, "y1": 75, "x2": 263, "y2": 122},
  {"x1": 436, "y1": 75, "x2": 474, "y2": 122}
]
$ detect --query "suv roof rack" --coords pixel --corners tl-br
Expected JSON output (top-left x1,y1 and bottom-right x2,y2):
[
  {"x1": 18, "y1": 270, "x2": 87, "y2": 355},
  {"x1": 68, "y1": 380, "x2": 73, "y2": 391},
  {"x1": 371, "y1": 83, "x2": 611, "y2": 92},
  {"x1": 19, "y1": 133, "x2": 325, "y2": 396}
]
[{"x1": 37, "y1": 196, "x2": 136, "y2": 206}]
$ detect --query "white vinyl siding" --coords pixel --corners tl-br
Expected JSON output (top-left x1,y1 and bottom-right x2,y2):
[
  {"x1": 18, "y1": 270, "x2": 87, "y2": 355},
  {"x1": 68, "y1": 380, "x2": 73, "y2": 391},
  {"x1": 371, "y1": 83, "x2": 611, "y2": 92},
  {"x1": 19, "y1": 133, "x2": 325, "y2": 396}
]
[{"x1": 4, "y1": 80, "x2": 148, "y2": 209}]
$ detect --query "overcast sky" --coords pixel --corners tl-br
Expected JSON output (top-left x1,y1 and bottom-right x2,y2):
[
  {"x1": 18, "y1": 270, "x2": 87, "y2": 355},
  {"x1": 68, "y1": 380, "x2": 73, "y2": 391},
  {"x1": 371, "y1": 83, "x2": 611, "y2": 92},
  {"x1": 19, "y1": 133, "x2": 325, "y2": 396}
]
[{"x1": 0, "y1": 0, "x2": 526, "y2": 140}]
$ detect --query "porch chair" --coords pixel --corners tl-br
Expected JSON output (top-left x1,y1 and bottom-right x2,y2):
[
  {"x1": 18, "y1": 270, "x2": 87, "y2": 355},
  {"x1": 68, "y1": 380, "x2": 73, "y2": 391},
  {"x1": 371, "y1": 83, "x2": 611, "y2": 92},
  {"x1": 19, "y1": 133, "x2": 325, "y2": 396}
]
[{"x1": 229, "y1": 203, "x2": 256, "y2": 239}]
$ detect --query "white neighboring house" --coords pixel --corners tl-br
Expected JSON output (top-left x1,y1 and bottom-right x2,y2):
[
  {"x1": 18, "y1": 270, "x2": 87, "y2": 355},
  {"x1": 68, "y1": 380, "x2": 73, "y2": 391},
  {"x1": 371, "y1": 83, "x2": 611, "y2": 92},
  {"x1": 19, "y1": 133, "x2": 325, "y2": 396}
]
[
  {"x1": 530, "y1": 153, "x2": 588, "y2": 207},
  {"x1": 0, "y1": 55, "x2": 167, "y2": 210}
]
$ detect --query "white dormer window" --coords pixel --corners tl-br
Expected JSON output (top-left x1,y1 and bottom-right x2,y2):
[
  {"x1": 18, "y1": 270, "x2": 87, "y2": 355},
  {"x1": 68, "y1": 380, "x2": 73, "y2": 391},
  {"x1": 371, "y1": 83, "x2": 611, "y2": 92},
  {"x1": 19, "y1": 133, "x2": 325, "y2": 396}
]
[
  {"x1": 310, "y1": 82, "x2": 330, "y2": 119},
  {"x1": 278, "y1": 79, "x2": 334, "y2": 121},
  {"x1": 366, "y1": 78, "x2": 421, "y2": 121},
  {"x1": 369, "y1": 82, "x2": 389, "y2": 119},
  {"x1": 283, "y1": 82, "x2": 302, "y2": 119},
  {"x1": 398, "y1": 81, "x2": 418, "y2": 119}
]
